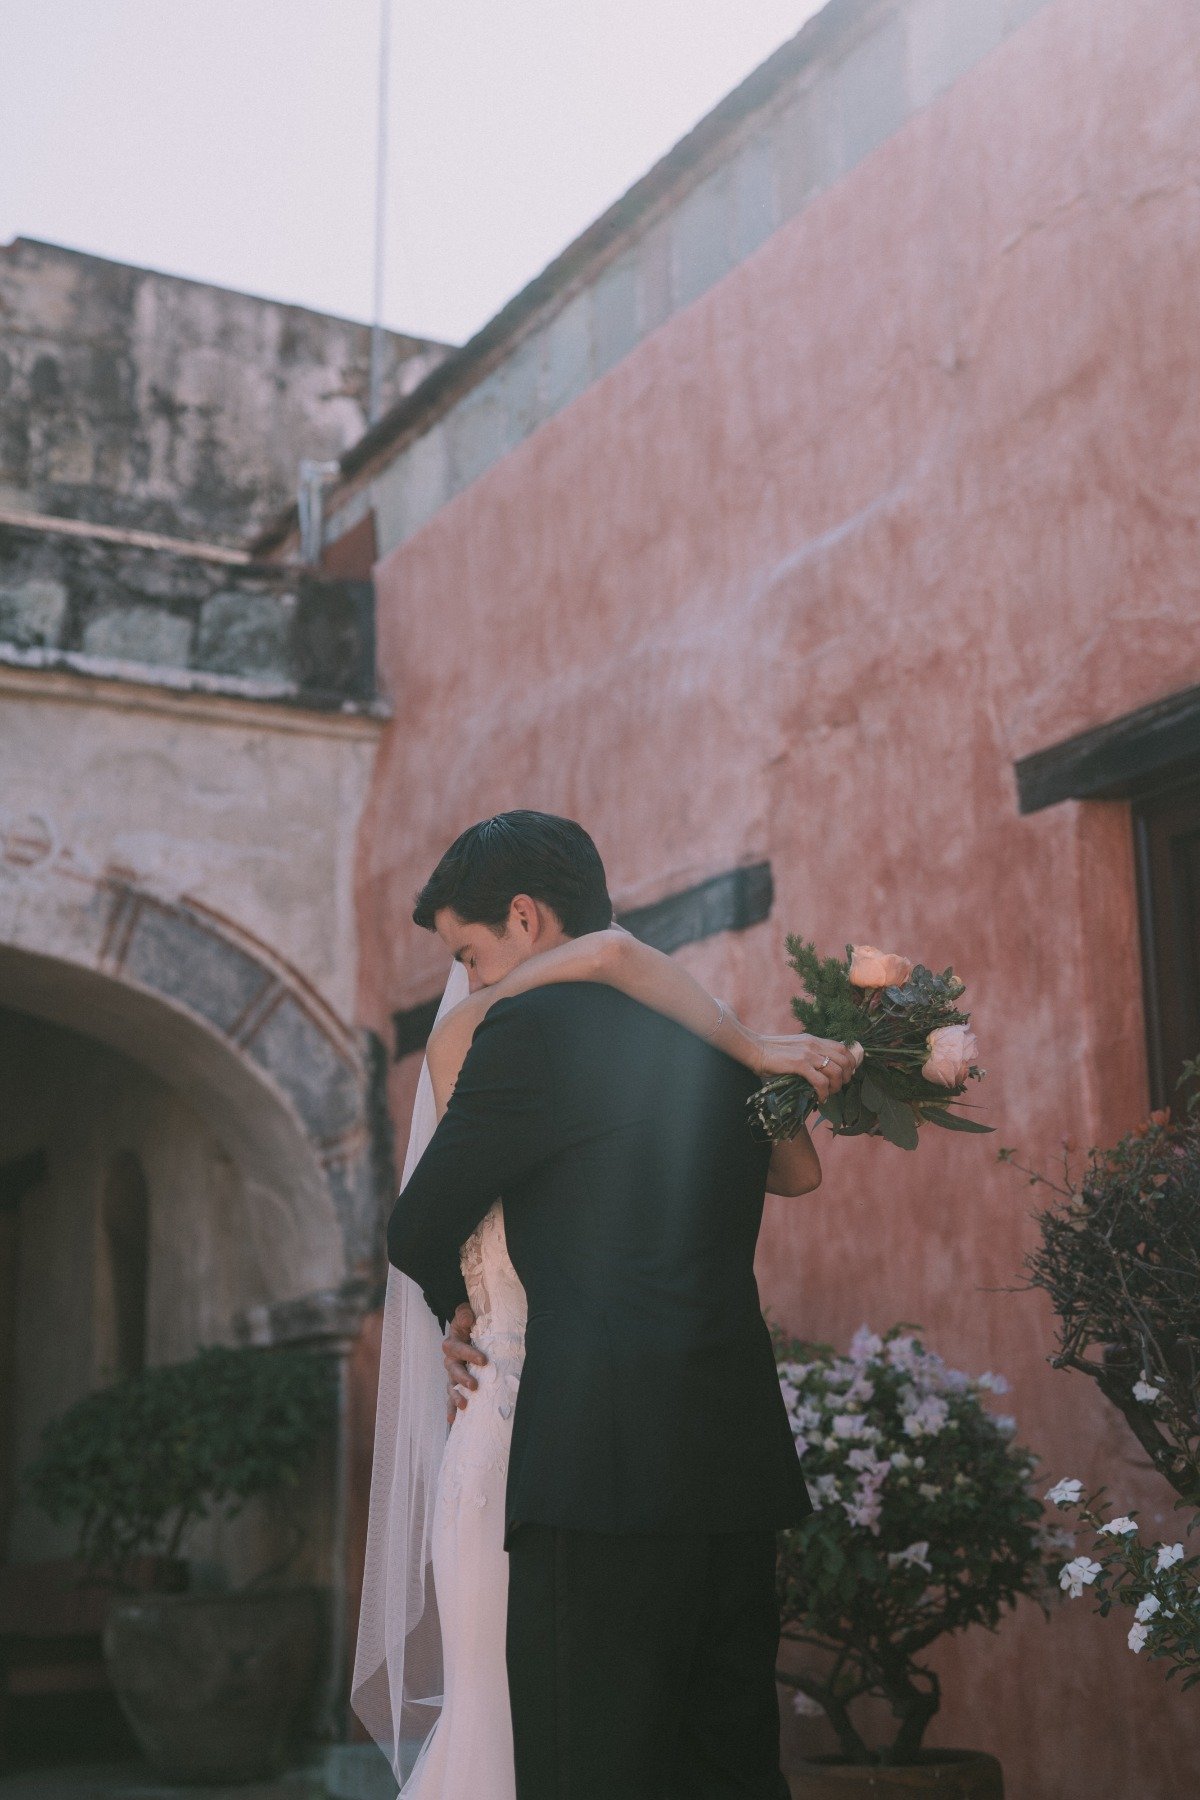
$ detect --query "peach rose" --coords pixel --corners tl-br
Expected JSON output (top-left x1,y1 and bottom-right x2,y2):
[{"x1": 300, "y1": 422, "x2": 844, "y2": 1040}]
[
  {"x1": 921, "y1": 1024, "x2": 978, "y2": 1089},
  {"x1": 847, "y1": 944, "x2": 914, "y2": 989}
]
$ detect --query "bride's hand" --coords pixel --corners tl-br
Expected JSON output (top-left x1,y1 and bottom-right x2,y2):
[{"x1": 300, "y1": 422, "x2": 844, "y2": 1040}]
[{"x1": 754, "y1": 1034, "x2": 862, "y2": 1101}]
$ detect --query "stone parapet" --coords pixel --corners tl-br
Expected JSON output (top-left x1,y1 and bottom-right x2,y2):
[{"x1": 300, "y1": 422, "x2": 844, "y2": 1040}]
[{"x1": 0, "y1": 521, "x2": 380, "y2": 711}]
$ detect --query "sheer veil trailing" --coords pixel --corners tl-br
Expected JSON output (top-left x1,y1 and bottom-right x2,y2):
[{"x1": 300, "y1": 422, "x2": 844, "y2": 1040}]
[{"x1": 351, "y1": 960, "x2": 470, "y2": 1785}]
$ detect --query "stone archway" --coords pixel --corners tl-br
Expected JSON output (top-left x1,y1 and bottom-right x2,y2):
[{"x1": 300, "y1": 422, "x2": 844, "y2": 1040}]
[{"x1": 0, "y1": 851, "x2": 387, "y2": 1319}]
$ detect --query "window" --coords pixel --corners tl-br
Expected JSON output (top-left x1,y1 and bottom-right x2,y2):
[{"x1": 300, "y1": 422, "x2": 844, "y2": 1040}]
[
  {"x1": 1015, "y1": 682, "x2": 1200, "y2": 1113},
  {"x1": 1134, "y1": 777, "x2": 1200, "y2": 1108}
]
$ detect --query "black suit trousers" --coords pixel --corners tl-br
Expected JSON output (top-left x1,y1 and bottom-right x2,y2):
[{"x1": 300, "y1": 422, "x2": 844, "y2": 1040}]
[{"x1": 506, "y1": 1524, "x2": 791, "y2": 1800}]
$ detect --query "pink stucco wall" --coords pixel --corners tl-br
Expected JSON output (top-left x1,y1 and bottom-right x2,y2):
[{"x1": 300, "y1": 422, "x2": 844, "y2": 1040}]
[{"x1": 358, "y1": 0, "x2": 1200, "y2": 1790}]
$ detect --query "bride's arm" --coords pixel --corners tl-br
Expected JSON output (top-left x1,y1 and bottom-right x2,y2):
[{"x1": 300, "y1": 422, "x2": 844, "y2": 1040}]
[{"x1": 426, "y1": 927, "x2": 858, "y2": 1116}]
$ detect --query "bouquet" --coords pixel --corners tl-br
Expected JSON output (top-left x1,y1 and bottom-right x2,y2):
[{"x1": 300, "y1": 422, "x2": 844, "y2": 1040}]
[{"x1": 751, "y1": 938, "x2": 989, "y2": 1150}]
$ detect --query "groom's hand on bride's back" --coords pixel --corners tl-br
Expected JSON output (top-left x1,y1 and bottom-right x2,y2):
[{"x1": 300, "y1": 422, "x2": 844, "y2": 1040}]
[{"x1": 443, "y1": 1303, "x2": 488, "y2": 1423}]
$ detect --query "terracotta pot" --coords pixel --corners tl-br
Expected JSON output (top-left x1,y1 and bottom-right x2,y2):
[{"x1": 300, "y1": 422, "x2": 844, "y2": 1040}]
[
  {"x1": 102, "y1": 1587, "x2": 323, "y2": 1782},
  {"x1": 789, "y1": 1749, "x2": 1004, "y2": 1799}
]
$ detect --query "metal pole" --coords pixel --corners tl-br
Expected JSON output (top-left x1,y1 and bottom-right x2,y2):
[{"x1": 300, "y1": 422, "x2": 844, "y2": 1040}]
[{"x1": 368, "y1": 0, "x2": 392, "y2": 425}]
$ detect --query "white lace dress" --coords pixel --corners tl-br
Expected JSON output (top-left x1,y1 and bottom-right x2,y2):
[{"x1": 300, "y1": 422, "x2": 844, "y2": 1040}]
[{"x1": 404, "y1": 1202, "x2": 527, "y2": 1799}]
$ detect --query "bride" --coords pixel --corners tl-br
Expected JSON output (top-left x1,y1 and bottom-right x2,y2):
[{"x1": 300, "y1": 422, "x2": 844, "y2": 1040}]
[{"x1": 352, "y1": 919, "x2": 845, "y2": 1798}]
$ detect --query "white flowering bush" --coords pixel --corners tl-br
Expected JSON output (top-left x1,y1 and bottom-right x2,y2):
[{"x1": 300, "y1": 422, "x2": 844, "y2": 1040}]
[
  {"x1": 1042, "y1": 1485, "x2": 1200, "y2": 1682},
  {"x1": 1005, "y1": 1073, "x2": 1200, "y2": 1687},
  {"x1": 775, "y1": 1324, "x2": 1048, "y2": 1765}
]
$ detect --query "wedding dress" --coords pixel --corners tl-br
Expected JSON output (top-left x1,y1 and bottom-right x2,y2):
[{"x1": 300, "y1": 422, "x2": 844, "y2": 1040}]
[
  {"x1": 402, "y1": 1201, "x2": 526, "y2": 1799},
  {"x1": 352, "y1": 962, "x2": 524, "y2": 1800}
]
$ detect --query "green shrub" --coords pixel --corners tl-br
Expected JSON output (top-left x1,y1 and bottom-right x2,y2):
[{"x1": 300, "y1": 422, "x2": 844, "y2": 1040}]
[{"x1": 23, "y1": 1343, "x2": 338, "y2": 1590}]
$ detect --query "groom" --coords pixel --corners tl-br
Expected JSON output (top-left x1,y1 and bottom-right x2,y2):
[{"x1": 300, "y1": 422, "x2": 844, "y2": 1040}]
[{"x1": 389, "y1": 812, "x2": 827, "y2": 1800}]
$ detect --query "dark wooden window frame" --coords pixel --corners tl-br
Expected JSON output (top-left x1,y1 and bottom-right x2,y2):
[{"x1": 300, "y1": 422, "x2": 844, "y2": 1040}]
[
  {"x1": 1015, "y1": 686, "x2": 1200, "y2": 1110},
  {"x1": 393, "y1": 861, "x2": 774, "y2": 1060}
]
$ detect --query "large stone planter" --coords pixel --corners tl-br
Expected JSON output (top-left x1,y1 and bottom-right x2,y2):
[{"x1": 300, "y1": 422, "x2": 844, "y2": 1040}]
[
  {"x1": 102, "y1": 1588, "x2": 323, "y2": 1782},
  {"x1": 789, "y1": 1749, "x2": 1003, "y2": 1799}
]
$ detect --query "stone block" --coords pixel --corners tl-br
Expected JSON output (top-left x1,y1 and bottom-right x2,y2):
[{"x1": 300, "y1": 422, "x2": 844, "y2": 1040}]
[
  {"x1": 635, "y1": 223, "x2": 674, "y2": 338},
  {"x1": 446, "y1": 375, "x2": 510, "y2": 494},
  {"x1": 81, "y1": 603, "x2": 193, "y2": 667},
  {"x1": 121, "y1": 903, "x2": 267, "y2": 1035},
  {"x1": 291, "y1": 576, "x2": 375, "y2": 702},
  {"x1": 499, "y1": 334, "x2": 545, "y2": 447},
  {"x1": 195, "y1": 587, "x2": 293, "y2": 679},
  {"x1": 374, "y1": 426, "x2": 451, "y2": 552},
  {"x1": 0, "y1": 575, "x2": 68, "y2": 648},
  {"x1": 833, "y1": 10, "x2": 910, "y2": 174},
  {"x1": 671, "y1": 167, "x2": 734, "y2": 311},
  {"x1": 246, "y1": 990, "x2": 363, "y2": 1142},
  {"x1": 771, "y1": 86, "x2": 831, "y2": 223},
  {"x1": 731, "y1": 133, "x2": 778, "y2": 261},
  {"x1": 907, "y1": 0, "x2": 1005, "y2": 109},
  {"x1": 539, "y1": 291, "x2": 593, "y2": 417},
  {"x1": 591, "y1": 255, "x2": 640, "y2": 379}
]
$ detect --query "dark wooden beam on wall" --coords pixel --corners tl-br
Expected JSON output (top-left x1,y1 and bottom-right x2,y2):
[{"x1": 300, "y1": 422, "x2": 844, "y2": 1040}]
[
  {"x1": 1015, "y1": 684, "x2": 1200, "y2": 815},
  {"x1": 392, "y1": 860, "x2": 774, "y2": 1059},
  {"x1": 617, "y1": 861, "x2": 775, "y2": 955}
]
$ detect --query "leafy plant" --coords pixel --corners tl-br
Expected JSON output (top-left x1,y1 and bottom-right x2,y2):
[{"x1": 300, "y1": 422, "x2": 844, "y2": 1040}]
[
  {"x1": 23, "y1": 1343, "x2": 338, "y2": 1591},
  {"x1": 774, "y1": 1324, "x2": 1049, "y2": 1764},
  {"x1": 752, "y1": 939, "x2": 991, "y2": 1149},
  {"x1": 1003, "y1": 1064, "x2": 1200, "y2": 1682}
]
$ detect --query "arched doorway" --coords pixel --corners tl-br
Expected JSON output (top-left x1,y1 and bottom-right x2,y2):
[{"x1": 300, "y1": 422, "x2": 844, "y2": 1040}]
[{"x1": 0, "y1": 870, "x2": 391, "y2": 1754}]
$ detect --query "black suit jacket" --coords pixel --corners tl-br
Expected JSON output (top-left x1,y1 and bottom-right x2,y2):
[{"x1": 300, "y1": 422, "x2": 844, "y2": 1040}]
[{"x1": 388, "y1": 983, "x2": 812, "y2": 1540}]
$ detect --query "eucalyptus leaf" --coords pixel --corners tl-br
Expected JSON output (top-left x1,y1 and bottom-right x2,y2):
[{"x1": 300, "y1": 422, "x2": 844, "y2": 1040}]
[{"x1": 923, "y1": 1106, "x2": 995, "y2": 1134}]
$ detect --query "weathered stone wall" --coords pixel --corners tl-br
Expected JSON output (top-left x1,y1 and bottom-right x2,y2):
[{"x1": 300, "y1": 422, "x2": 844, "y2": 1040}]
[
  {"x1": 0, "y1": 523, "x2": 377, "y2": 707},
  {"x1": 0, "y1": 236, "x2": 449, "y2": 545}
]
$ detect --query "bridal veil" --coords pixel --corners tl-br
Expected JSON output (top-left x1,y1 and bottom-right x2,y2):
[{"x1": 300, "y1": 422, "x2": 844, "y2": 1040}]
[{"x1": 351, "y1": 959, "x2": 470, "y2": 1785}]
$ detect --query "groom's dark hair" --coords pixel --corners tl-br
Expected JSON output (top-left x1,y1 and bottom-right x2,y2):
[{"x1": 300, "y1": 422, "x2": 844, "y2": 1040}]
[{"x1": 413, "y1": 810, "x2": 613, "y2": 938}]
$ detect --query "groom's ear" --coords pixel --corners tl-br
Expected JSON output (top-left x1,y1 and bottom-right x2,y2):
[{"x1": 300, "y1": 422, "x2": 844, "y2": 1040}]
[{"x1": 508, "y1": 893, "x2": 540, "y2": 941}]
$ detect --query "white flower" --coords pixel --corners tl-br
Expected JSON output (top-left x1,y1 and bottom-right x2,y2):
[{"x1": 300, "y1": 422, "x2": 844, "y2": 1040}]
[
  {"x1": 807, "y1": 1473, "x2": 839, "y2": 1510},
  {"x1": 1059, "y1": 1557, "x2": 1103, "y2": 1599},
  {"x1": 1133, "y1": 1379, "x2": 1161, "y2": 1404},
  {"x1": 1099, "y1": 1516, "x2": 1138, "y2": 1537},
  {"x1": 850, "y1": 1325, "x2": 884, "y2": 1364},
  {"x1": 1134, "y1": 1594, "x2": 1161, "y2": 1623},
  {"x1": 832, "y1": 1413, "x2": 870, "y2": 1439},
  {"x1": 792, "y1": 1690, "x2": 826, "y2": 1718},
  {"x1": 903, "y1": 1396, "x2": 950, "y2": 1438},
  {"x1": 1045, "y1": 1477, "x2": 1083, "y2": 1507},
  {"x1": 977, "y1": 1371, "x2": 1010, "y2": 1395},
  {"x1": 887, "y1": 1540, "x2": 933, "y2": 1573},
  {"x1": 843, "y1": 1492, "x2": 883, "y2": 1533},
  {"x1": 918, "y1": 1482, "x2": 942, "y2": 1501},
  {"x1": 992, "y1": 1415, "x2": 1017, "y2": 1436},
  {"x1": 1128, "y1": 1622, "x2": 1150, "y2": 1654},
  {"x1": 1037, "y1": 1525, "x2": 1077, "y2": 1556},
  {"x1": 886, "y1": 1335, "x2": 919, "y2": 1372},
  {"x1": 891, "y1": 1451, "x2": 912, "y2": 1469},
  {"x1": 1156, "y1": 1543, "x2": 1185, "y2": 1572}
]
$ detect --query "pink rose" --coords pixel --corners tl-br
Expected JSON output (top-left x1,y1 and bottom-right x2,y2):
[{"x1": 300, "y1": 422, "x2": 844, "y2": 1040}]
[
  {"x1": 921, "y1": 1024, "x2": 978, "y2": 1089},
  {"x1": 848, "y1": 945, "x2": 914, "y2": 989}
]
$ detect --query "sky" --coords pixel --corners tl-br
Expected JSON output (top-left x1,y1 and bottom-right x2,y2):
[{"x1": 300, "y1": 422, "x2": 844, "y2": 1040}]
[{"x1": 1, "y1": 0, "x2": 829, "y2": 346}]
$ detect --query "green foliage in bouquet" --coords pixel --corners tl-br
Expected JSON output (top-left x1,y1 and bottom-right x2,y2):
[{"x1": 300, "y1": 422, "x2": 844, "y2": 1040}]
[
  {"x1": 1005, "y1": 1064, "x2": 1200, "y2": 1685},
  {"x1": 22, "y1": 1343, "x2": 338, "y2": 1591},
  {"x1": 774, "y1": 1324, "x2": 1051, "y2": 1763},
  {"x1": 752, "y1": 938, "x2": 991, "y2": 1149}
]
